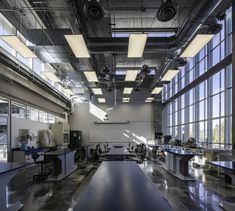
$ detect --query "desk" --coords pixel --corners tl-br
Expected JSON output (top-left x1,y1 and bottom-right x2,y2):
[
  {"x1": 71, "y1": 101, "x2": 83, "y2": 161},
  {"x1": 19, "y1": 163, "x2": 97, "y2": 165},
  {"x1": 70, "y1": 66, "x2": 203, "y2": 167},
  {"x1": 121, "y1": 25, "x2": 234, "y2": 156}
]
[
  {"x1": 206, "y1": 161, "x2": 235, "y2": 185},
  {"x1": 206, "y1": 161, "x2": 235, "y2": 211},
  {"x1": 74, "y1": 161, "x2": 172, "y2": 211},
  {"x1": 164, "y1": 149, "x2": 198, "y2": 180},
  {"x1": 0, "y1": 162, "x2": 31, "y2": 211},
  {"x1": 105, "y1": 148, "x2": 135, "y2": 160},
  {"x1": 12, "y1": 147, "x2": 49, "y2": 163},
  {"x1": 44, "y1": 149, "x2": 77, "y2": 181}
]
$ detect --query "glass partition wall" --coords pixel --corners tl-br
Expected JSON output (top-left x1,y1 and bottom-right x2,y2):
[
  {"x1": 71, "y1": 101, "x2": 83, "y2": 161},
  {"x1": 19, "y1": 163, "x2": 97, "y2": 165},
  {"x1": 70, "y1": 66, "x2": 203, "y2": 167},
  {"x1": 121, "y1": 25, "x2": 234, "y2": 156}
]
[
  {"x1": 0, "y1": 94, "x2": 65, "y2": 162},
  {"x1": 0, "y1": 97, "x2": 9, "y2": 162}
]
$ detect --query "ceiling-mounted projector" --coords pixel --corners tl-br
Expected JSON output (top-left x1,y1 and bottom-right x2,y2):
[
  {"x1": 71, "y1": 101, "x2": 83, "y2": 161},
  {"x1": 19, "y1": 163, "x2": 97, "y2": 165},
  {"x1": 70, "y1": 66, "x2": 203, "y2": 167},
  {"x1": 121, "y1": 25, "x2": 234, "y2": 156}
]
[
  {"x1": 157, "y1": 0, "x2": 178, "y2": 22},
  {"x1": 84, "y1": 0, "x2": 104, "y2": 21}
]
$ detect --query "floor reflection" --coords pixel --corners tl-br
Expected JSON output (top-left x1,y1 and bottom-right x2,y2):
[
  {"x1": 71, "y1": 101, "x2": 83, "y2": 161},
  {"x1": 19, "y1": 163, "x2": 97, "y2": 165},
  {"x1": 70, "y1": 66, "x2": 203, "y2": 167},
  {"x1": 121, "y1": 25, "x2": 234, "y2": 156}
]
[
  {"x1": 140, "y1": 160, "x2": 235, "y2": 211},
  {"x1": 7, "y1": 161, "x2": 235, "y2": 211}
]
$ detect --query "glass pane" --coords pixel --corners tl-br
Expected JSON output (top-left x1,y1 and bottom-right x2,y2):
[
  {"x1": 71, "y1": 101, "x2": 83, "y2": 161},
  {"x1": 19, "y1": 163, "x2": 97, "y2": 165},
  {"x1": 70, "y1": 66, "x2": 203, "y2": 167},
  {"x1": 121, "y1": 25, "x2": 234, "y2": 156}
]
[
  {"x1": 220, "y1": 118, "x2": 225, "y2": 144},
  {"x1": 189, "y1": 105, "x2": 194, "y2": 122},
  {"x1": 199, "y1": 82, "x2": 205, "y2": 100},
  {"x1": 0, "y1": 116, "x2": 8, "y2": 162},
  {"x1": 221, "y1": 92, "x2": 224, "y2": 116},
  {"x1": 0, "y1": 98, "x2": 9, "y2": 115},
  {"x1": 27, "y1": 107, "x2": 38, "y2": 121},
  {"x1": 199, "y1": 121, "x2": 205, "y2": 142},
  {"x1": 39, "y1": 111, "x2": 48, "y2": 123},
  {"x1": 181, "y1": 109, "x2": 185, "y2": 124},
  {"x1": 212, "y1": 119, "x2": 220, "y2": 144},
  {"x1": 212, "y1": 94, "x2": 220, "y2": 118},
  {"x1": 12, "y1": 102, "x2": 26, "y2": 119},
  {"x1": 212, "y1": 72, "x2": 220, "y2": 94},
  {"x1": 199, "y1": 101, "x2": 204, "y2": 120},
  {"x1": 212, "y1": 45, "x2": 220, "y2": 66},
  {"x1": 189, "y1": 123, "x2": 194, "y2": 138},
  {"x1": 48, "y1": 114, "x2": 55, "y2": 124}
]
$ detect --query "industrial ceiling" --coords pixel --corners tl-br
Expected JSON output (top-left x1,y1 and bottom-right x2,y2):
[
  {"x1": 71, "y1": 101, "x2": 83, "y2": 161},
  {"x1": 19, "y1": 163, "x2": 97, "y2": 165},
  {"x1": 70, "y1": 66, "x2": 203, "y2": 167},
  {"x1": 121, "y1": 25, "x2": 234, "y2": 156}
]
[{"x1": 0, "y1": 0, "x2": 231, "y2": 104}]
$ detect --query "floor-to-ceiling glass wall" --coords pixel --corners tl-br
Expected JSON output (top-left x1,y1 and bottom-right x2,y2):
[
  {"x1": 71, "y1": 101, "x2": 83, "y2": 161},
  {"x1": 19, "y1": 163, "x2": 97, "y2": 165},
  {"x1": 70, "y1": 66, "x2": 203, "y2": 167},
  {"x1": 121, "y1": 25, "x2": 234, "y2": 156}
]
[{"x1": 162, "y1": 6, "x2": 232, "y2": 150}]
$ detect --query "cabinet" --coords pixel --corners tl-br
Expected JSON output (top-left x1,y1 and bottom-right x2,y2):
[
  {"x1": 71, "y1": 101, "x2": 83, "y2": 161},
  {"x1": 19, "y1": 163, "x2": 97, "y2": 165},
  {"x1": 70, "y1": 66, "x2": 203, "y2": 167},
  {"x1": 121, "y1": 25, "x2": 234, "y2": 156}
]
[{"x1": 70, "y1": 131, "x2": 82, "y2": 150}]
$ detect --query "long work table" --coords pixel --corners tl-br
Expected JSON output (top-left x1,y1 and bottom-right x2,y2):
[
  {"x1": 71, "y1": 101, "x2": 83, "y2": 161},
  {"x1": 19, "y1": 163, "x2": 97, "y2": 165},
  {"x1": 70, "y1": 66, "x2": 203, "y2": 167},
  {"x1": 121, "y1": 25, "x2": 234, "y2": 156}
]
[
  {"x1": 74, "y1": 161, "x2": 172, "y2": 211},
  {"x1": 164, "y1": 148, "x2": 199, "y2": 180},
  {"x1": 104, "y1": 148, "x2": 135, "y2": 160},
  {"x1": 0, "y1": 162, "x2": 31, "y2": 211},
  {"x1": 206, "y1": 161, "x2": 235, "y2": 211},
  {"x1": 44, "y1": 149, "x2": 77, "y2": 181}
]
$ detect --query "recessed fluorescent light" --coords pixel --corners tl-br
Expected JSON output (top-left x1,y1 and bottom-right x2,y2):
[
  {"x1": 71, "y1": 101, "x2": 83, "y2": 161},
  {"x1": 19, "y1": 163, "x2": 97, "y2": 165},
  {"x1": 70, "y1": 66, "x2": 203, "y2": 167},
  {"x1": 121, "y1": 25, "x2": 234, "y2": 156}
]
[
  {"x1": 92, "y1": 88, "x2": 102, "y2": 95},
  {"x1": 122, "y1": 98, "x2": 130, "y2": 102},
  {"x1": 123, "y1": 87, "x2": 133, "y2": 94},
  {"x1": 84, "y1": 71, "x2": 98, "y2": 82},
  {"x1": 125, "y1": 70, "x2": 138, "y2": 81},
  {"x1": 98, "y1": 98, "x2": 106, "y2": 103},
  {"x1": 128, "y1": 33, "x2": 147, "y2": 58},
  {"x1": 64, "y1": 88, "x2": 74, "y2": 96},
  {"x1": 180, "y1": 34, "x2": 214, "y2": 58},
  {"x1": 0, "y1": 35, "x2": 36, "y2": 58},
  {"x1": 151, "y1": 87, "x2": 163, "y2": 94},
  {"x1": 64, "y1": 34, "x2": 90, "y2": 58},
  {"x1": 43, "y1": 71, "x2": 61, "y2": 83},
  {"x1": 145, "y1": 97, "x2": 154, "y2": 102},
  {"x1": 161, "y1": 69, "x2": 179, "y2": 81}
]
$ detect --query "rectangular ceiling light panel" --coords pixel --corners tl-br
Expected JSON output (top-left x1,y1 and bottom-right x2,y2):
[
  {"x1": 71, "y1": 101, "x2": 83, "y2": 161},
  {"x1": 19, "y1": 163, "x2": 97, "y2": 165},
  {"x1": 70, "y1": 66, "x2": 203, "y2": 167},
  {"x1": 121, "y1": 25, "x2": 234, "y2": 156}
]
[
  {"x1": 64, "y1": 88, "x2": 74, "y2": 96},
  {"x1": 123, "y1": 87, "x2": 133, "y2": 94},
  {"x1": 125, "y1": 70, "x2": 138, "y2": 81},
  {"x1": 92, "y1": 88, "x2": 102, "y2": 95},
  {"x1": 43, "y1": 71, "x2": 61, "y2": 83},
  {"x1": 64, "y1": 34, "x2": 90, "y2": 58},
  {"x1": 161, "y1": 69, "x2": 179, "y2": 81},
  {"x1": 122, "y1": 98, "x2": 130, "y2": 102},
  {"x1": 180, "y1": 34, "x2": 214, "y2": 58},
  {"x1": 151, "y1": 87, "x2": 163, "y2": 94},
  {"x1": 0, "y1": 35, "x2": 36, "y2": 58},
  {"x1": 128, "y1": 34, "x2": 147, "y2": 58},
  {"x1": 145, "y1": 97, "x2": 154, "y2": 102},
  {"x1": 84, "y1": 71, "x2": 98, "y2": 82},
  {"x1": 98, "y1": 98, "x2": 106, "y2": 103}
]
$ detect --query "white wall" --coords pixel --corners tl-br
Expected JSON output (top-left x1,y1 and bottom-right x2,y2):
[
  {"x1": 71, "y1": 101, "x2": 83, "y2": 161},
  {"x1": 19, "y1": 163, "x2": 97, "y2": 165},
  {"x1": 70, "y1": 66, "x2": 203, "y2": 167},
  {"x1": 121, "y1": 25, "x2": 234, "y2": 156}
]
[
  {"x1": 69, "y1": 102, "x2": 155, "y2": 146},
  {"x1": 11, "y1": 117, "x2": 49, "y2": 148}
]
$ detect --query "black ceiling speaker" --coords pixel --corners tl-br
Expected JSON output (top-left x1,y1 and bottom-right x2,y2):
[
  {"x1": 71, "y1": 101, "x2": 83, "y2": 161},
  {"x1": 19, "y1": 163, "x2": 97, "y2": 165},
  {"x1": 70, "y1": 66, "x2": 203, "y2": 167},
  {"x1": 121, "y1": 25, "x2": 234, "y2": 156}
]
[
  {"x1": 175, "y1": 57, "x2": 187, "y2": 67},
  {"x1": 84, "y1": 0, "x2": 104, "y2": 21},
  {"x1": 141, "y1": 64, "x2": 151, "y2": 75},
  {"x1": 135, "y1": 85, "x2": 141, "y2": 91},
  {"x1": 208, "y1": 23, "x2": 222, "y2": 34},
  {"x1": 157, "y1": 0, "x2": 178, "y2": 22},
  {"x1": 200, "y1": 19, "x2": 222, "y2": 35}
]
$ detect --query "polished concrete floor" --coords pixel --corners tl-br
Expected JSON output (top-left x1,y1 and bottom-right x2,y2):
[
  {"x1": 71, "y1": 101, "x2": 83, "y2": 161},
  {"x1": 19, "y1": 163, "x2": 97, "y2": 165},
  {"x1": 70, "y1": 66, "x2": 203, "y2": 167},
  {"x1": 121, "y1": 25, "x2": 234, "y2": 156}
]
[{"x1": 7, "y1": 160, "x2": 235, "y2": 211}]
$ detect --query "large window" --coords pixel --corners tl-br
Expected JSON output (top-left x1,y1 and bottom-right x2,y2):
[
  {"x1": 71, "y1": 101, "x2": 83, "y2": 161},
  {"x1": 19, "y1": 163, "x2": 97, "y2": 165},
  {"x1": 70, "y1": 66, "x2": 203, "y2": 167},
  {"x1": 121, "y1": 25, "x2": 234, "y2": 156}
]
[{"x1": 163, "y1": 6, "x2": 232, "y2": 149}]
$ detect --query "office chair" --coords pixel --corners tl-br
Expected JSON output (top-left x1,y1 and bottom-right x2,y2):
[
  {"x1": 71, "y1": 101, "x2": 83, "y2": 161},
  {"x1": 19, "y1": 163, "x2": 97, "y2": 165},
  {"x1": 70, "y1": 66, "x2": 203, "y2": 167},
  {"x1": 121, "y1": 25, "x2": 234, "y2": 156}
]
[{"x1": 31, "y1": 152, "x2": 50, "y2": 181}]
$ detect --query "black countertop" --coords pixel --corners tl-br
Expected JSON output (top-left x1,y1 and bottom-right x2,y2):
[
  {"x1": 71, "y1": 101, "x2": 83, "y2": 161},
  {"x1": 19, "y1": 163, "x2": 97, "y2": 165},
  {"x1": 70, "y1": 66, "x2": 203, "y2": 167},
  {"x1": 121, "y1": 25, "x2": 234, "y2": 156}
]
[
  {"x1": 165, "y1": 148, "x2": 198, "y2": 156},
  {"x1": 74, "y1": 161, "x2": 172, "y2": 211},
  {"x1": 206, "y1": 161, "x2": 235, "y2": 171},
  {"x1": 0, "y1": 162, "x2": 31, "y2": 175},
  {"x1": 44, "y1": 149, "x2": 75, "y2": 156}
]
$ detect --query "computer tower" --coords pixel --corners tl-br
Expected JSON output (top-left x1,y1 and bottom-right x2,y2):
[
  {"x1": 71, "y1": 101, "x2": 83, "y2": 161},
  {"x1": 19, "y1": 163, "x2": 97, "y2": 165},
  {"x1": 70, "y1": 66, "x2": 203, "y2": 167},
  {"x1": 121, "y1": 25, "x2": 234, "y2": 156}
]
[{"x1": 70, "y1": 131, "x2": 82, "y2": 150}]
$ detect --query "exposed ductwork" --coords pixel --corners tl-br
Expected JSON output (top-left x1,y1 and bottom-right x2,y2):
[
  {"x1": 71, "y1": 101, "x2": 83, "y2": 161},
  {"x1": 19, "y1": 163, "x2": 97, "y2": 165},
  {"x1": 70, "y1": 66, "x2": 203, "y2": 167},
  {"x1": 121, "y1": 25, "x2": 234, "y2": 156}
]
[{"x1": 150, "y1": 0, "x2": 225, "y2": 90}]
